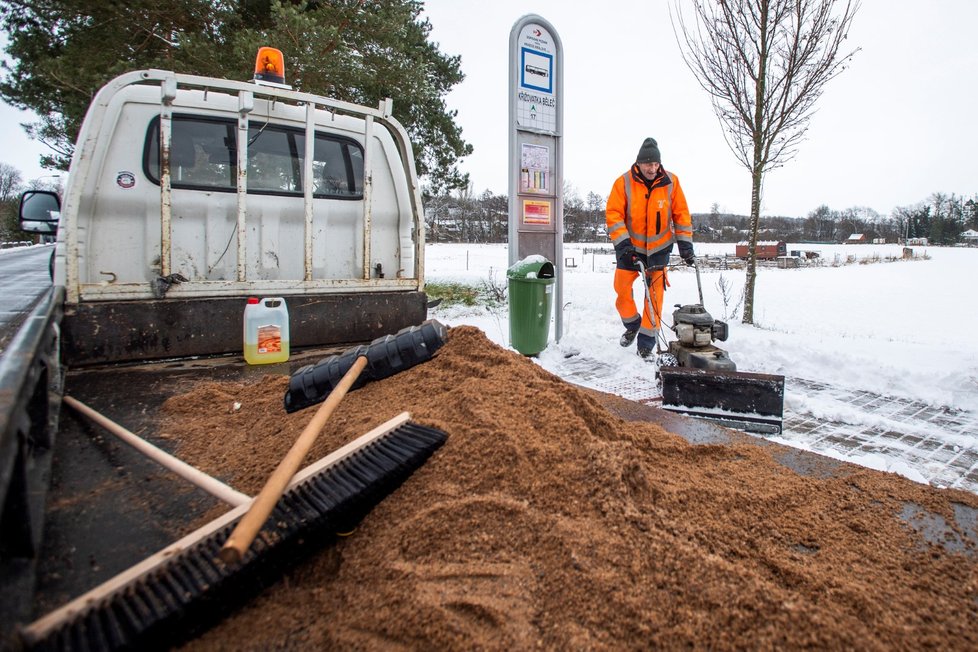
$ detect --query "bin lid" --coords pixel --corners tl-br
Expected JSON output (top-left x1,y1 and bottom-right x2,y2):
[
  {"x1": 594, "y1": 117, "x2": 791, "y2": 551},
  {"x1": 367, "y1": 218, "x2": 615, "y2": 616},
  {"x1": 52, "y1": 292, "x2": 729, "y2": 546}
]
[{"x1": 506, "y1": 255, "x2": 555, "y2": 280}]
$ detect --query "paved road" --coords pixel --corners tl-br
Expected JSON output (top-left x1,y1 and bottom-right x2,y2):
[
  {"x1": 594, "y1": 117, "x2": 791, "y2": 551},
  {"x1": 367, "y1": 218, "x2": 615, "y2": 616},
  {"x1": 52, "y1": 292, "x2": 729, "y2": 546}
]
[
  {"x1": 0, "y1": 245, "x2": 53, "y2": 354},
  {"x1": 781, "y1": 379, "x2": 978, "y2": 493},
  {"x1": 560, "y1": 353, "x2": 978, "y2": 495}
]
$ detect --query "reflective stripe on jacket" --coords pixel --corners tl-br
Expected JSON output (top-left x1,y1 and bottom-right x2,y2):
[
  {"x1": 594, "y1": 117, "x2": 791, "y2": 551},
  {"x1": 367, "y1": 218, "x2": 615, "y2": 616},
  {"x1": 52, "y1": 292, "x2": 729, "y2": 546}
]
[{"x1": 605, "y1": 165, "x2": 692, "y2": 256}]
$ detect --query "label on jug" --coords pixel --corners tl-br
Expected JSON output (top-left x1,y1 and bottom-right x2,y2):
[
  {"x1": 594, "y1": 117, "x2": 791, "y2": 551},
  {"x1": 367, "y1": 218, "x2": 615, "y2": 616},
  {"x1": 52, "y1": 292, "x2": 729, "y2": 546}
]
[{"x1": 257, "y1": 324, "x2": 282, "y2": 354}]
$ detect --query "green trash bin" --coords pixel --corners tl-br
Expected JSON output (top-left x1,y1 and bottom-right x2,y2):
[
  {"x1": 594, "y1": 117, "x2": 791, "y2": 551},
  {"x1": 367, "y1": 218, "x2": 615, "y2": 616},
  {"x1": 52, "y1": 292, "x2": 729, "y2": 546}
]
[{"x1": 507, "y1": 256, "x2": 555, "y2": 356}]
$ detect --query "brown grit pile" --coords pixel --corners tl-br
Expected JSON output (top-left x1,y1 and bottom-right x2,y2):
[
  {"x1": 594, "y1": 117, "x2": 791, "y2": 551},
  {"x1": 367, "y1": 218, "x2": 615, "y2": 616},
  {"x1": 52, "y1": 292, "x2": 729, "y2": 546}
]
[{"x1": 160, "y1": 326, "x2": 978, "y2": 651}]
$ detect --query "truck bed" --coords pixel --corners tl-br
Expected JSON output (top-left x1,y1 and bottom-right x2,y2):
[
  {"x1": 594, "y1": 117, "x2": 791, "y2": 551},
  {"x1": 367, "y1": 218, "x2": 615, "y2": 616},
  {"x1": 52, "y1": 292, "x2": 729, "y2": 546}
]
[{"x1": 25, "y1": 350, "x2": 340, "y2": 622}]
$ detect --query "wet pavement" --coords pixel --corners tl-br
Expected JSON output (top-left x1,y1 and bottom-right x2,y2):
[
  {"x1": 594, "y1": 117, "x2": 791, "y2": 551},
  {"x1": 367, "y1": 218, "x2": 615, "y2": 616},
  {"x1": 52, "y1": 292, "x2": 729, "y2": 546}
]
[
  {"x1": 561, "y1": 355, "x2": 978, "y2": 495},
  {"x1": 0, "y1": 245, "x2": 53, "y2": 355},
  {"x1": 781, "y1": 378, "x2": 978, "y2": 492}
]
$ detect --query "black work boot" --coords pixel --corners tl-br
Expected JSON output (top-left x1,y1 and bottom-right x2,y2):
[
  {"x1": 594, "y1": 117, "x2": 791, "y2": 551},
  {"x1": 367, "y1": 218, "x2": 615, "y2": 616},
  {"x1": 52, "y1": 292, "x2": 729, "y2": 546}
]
[
  {"x1": 619, "y1": 329, "x2": 638, "y2": 347},
  {"x1": 636, "y1": 332, "x2": 657, "y2": 360}
]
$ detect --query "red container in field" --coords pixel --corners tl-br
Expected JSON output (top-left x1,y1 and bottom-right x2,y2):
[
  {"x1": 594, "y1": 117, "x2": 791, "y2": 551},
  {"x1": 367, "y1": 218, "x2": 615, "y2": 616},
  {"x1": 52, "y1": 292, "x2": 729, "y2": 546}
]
[{"x1": 736, "y1": 241, "x2": 786, "y2": 260}]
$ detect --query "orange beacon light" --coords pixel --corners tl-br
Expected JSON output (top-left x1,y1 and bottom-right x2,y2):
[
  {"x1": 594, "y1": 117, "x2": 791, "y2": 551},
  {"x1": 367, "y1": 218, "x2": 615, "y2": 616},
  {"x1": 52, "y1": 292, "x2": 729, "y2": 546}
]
[{"x1": 253, "y1": 47, "x2": 286, "y2": 86}]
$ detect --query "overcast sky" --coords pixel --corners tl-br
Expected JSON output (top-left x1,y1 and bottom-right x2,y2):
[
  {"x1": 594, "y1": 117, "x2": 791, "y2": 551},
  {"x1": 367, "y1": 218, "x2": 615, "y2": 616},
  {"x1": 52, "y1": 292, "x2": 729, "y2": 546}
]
[
  {"x1": 420, "y1": 0, "x2": 978, "y2": 217},
  {"x1": 2, "y1": 1, "x2": 976, "y2": 217}
]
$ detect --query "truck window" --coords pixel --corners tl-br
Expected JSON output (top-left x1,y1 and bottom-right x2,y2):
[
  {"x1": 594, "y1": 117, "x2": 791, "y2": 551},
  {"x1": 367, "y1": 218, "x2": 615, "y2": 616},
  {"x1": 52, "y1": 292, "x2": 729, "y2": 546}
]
[
  {"x1": 247, "y1": 126, "x2": 297, "y2": 192},
  {"x1": 302, "y1": 137, "x2": 363, "y2": 197},
  {"x1": 144, "y1": 115, "x2": 364, "y2": 199}
]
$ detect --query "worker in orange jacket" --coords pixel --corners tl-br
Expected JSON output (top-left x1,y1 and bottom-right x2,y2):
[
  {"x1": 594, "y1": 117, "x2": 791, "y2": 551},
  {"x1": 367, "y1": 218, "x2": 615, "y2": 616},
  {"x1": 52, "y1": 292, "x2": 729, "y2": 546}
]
[{"x1": 606, "y1": 137, "x2": 694, "y2": 358}]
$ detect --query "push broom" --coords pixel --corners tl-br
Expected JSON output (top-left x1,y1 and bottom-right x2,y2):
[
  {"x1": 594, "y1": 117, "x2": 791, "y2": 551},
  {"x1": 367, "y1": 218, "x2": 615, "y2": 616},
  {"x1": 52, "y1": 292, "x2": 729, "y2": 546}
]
[{"x1": 16, "y1": 320, "x2": 449, "y2": 652}]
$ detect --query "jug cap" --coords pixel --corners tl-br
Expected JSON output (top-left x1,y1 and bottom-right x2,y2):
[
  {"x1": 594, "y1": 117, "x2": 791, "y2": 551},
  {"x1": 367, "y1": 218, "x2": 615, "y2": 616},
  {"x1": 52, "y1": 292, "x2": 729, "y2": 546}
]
[{"x1": 247, "y1": 297, "x2": 260, "y2": 304}]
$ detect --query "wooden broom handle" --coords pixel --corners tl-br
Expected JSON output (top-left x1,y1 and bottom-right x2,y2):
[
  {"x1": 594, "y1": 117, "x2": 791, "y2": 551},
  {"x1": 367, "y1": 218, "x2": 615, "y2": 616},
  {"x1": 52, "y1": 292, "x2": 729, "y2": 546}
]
[
  {"x1": 62, "y1": 395, "x2": 252, "y2": 507},
  {"x1": 219, "y1": 355, "x2": 368, "y2": 564}
]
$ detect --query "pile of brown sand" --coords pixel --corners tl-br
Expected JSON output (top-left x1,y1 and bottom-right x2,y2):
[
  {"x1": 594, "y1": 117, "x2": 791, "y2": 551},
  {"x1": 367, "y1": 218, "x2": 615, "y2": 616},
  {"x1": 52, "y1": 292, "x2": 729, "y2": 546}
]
[{"x1": 161, "y1": 326, "x2": 978, "y2": 650}]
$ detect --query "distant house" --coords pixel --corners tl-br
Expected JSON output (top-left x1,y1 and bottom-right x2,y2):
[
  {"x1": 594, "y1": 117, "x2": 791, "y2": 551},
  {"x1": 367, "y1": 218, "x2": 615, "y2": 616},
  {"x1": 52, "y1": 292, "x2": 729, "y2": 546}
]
[
  {"x1": 907, "y1": 237, "x2": 929, "y2": 246},
  {"x1": 845, "y1": 233, "x2": 866, "y2": 244},
  {"x1": 961, "y1": 229, "x2": 978, "y2": 245}
]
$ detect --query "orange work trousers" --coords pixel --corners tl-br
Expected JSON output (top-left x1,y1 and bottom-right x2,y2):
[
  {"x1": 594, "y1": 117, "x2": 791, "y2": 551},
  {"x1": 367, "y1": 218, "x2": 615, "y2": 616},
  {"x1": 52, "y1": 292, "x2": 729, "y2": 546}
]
[{"x1": 614, "y1": 267, "x2": 668, "y2": 336}]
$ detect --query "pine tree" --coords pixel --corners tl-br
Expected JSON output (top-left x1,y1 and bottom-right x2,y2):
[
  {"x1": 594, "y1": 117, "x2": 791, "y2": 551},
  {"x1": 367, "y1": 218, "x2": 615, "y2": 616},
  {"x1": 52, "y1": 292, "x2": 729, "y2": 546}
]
[{"x1": 0, "y1": 0, "x2": 472, "y2": 191}]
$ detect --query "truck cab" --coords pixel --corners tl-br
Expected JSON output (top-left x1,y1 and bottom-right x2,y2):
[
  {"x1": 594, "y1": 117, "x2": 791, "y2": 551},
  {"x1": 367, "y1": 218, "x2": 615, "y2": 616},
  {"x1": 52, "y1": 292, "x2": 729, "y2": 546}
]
[{"x1": 21, "y1": 59, "x2": 427, "y2": 366}]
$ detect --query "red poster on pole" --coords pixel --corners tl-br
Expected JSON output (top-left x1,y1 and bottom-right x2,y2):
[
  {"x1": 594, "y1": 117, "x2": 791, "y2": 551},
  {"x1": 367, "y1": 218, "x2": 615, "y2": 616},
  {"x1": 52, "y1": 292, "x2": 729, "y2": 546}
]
[{"x1": 522, "y1": 199, "x2": 552, "y2": 225}]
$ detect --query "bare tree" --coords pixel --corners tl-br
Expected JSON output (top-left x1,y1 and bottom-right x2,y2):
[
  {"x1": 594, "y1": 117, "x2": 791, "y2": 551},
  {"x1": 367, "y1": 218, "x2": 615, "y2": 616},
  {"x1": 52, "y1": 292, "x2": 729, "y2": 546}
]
[
  {"x1": 672, "y1": 0, "x2": 859, "y2": 323},
  {"x1": 0, "y1": 162, "x2": 23, "y2": 203},
  {"x1": 0, "y1": 162, "x2": 25, "y2": 241}
]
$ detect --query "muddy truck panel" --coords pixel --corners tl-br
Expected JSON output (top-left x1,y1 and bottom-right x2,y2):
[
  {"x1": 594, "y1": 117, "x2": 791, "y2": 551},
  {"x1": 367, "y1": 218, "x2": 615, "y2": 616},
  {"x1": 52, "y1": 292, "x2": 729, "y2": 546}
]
[
  {"x1": 47, "y1": 69, "x2": 427, "y2": 366},
  {"x1": 0, "y1": 287, "x2": 63, "y2": 636}
]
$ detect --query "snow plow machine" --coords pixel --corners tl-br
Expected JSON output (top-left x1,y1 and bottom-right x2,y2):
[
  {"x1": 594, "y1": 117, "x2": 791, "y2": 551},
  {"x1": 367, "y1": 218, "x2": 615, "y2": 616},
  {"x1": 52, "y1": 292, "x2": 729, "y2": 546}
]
[{"x1": 639, "y1": 260, "x2": 786, "y2": 435}]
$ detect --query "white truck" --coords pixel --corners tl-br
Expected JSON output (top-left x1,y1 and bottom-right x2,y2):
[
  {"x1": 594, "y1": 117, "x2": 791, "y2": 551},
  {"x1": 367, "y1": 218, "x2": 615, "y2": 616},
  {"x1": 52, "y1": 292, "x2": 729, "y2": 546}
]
[
  {"x1": 2, "y1": 55, "x2": 432, "y2": 638},
  {"x1": 20, "y1": 59, "x2": 428, "y2": 365}
]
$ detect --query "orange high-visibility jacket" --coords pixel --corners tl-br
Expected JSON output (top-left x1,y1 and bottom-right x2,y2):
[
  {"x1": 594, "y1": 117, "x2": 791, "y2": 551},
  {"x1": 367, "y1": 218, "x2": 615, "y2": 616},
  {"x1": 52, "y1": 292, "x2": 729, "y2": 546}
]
[{"x1": 606, "y1": 165, "x2": 692, "y2": 256}]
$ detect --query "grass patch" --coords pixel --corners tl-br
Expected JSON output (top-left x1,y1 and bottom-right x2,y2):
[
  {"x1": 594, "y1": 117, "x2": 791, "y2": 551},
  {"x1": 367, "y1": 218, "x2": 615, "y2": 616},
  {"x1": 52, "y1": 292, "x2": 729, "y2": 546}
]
[
  {"x1": 426, "y1": 281, "x2": 482, "y2": 307},
  {"x1": 428, "y1": 269, "x2": 510, "y2": 309}
]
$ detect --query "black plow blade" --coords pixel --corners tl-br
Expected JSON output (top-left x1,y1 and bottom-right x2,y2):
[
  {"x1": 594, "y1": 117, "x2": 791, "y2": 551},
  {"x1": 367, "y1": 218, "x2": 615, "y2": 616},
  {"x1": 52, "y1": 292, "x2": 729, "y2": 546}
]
[{"x1": 659, "y1": 367, "x2": 785, "y2": 435}]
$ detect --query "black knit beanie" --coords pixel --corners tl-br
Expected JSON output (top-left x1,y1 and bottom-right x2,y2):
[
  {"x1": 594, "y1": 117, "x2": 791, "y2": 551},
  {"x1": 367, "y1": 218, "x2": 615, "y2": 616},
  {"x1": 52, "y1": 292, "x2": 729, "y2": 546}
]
[{"x1": 635, "y1": 137, "x2": 661, "y2": 164}]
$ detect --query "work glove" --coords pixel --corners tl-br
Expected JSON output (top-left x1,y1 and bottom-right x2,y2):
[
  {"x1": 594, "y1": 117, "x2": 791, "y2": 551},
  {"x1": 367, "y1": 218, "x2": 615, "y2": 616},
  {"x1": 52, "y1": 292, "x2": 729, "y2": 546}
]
[
  {"x1": 678, "y1": 241, "x2": 695, "y2": 266},
  {"x1": 614, "y1": 242, "x2": 640, "y2": 271}
]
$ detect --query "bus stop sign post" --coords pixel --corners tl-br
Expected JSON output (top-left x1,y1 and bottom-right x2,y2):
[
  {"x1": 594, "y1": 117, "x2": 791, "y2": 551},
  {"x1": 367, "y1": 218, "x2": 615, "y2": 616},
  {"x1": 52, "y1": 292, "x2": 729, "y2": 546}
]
[{"x1": 508, "y1": 14, "x2": 564, "y2": 343}]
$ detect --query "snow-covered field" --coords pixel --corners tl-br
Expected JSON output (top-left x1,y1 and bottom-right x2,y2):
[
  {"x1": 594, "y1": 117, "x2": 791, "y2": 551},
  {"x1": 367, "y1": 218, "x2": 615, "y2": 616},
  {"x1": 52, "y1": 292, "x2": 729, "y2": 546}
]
[
  {"x1": 427, "y1": 242, "x2": 978, "y2": 488},
  {"x1": 5, "y1": 241, "x2": 975, "y2": 488}
]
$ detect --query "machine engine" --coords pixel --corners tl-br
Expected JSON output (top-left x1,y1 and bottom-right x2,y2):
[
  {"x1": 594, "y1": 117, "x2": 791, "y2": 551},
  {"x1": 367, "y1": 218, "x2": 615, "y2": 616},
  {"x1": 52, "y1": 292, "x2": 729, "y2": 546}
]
[{"x1": 667, "y1": 304, "x2": 737, "y2": 372}]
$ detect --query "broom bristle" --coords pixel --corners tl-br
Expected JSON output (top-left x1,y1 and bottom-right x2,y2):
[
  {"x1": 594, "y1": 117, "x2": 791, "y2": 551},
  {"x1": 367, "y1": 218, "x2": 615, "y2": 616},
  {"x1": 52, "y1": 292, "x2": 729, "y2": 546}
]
[{"x1": 20, "y1": 421, "x2": 447, "y2": 652}]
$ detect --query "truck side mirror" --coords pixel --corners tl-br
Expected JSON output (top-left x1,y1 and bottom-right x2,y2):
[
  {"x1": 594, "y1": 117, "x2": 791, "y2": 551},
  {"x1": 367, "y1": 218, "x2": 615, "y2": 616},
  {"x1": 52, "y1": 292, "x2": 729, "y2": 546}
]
[{"x1": 19, "y1": 190, "x2": 62, "y2": 235}]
